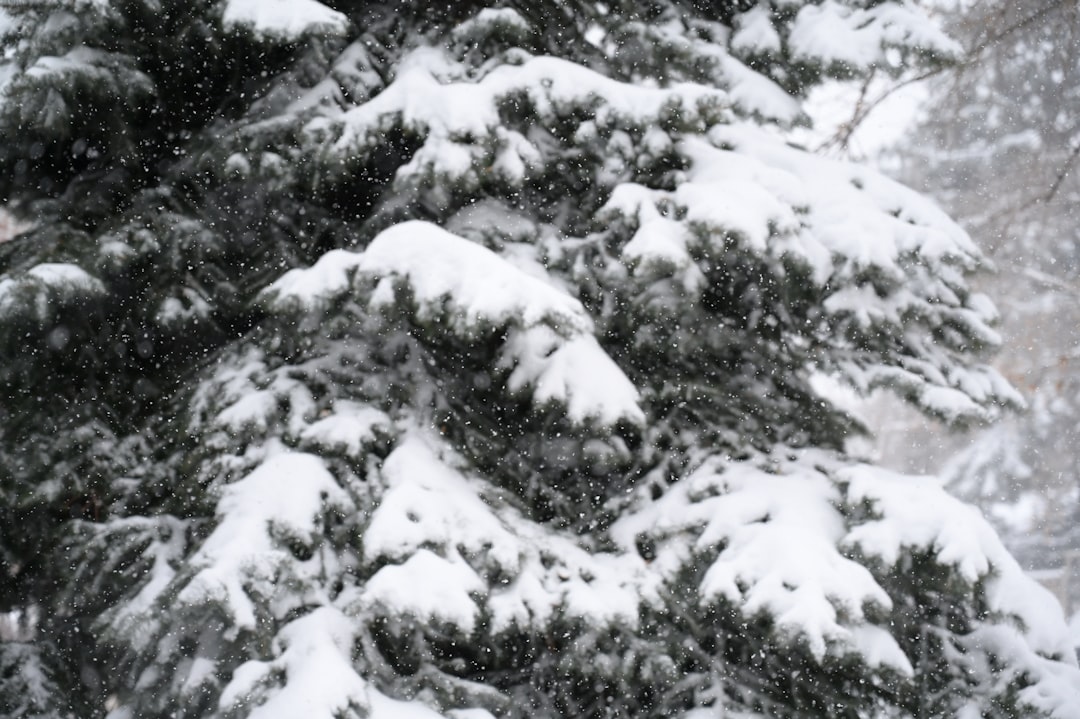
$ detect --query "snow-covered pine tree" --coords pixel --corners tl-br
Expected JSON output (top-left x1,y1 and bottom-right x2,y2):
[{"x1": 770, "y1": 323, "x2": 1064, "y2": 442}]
[{"x1": 1, "y1": 1, "x2": 1078, "y2": 718}]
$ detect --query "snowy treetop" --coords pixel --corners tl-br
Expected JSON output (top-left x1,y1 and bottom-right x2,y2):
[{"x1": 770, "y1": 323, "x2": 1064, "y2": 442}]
[{"x1": 221, "y1": 0, "x2": 348, "y2": 41}]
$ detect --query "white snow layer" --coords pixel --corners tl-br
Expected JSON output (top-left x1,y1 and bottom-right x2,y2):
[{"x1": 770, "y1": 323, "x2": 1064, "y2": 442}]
[
  {"x1": 362, "y1": 548, "x2": 487, "y2": 633},
  {"x1": 602, "y1": 121, "x2": 981, "y2": 287},
  {"x1": 841, "y1": 465, "x2": 1076, "y2": 662},
  {"x1": 266, "y1": 221, "x2": 644, "y2": 427},
  {"x1": 177, "y1": 450, "x2": 354, "y2": 634},
  {"x1": 208, "y1": 350, "x2": 316, "y2": 436},
  {"x1": 614, "y1": 450, "x2": 1080, "y2": 711},
  {"x1": 304, "y1": 46, "x2": 729, "y2": 185},
  {"x1": 220, "y1": 608, "x2": 370, "y2": 719},
  {"x1": 299, "y1": 401, "x2": 392, "y2": 459},
  {"x1": 358, "y1": 221, "x2": 589, "y2": 334},
  {"x1": 220, "y1": 605, "x2": 458, "y2": 719},
  {"x1": 355, "y1": 433, "x2": 648, "y2": 634},
  {"x1": 731, "y1": 5, "x2": 782, "y2": 56},
  {"x1": 788, "y1": 0, "x2": 959, "y2": 70},
  {"x1": 615, "y1": 452, "x2": 899, "y2": 665},
  {"x1": 602, "y1": 121, "x2": 1020, "y2": 423},
  {"x1": 500, "y1": 326, "x2": 643, "y2": 426},
  {"x1": 451, "y1": 8, "x2": 530, "y2": 42},
  {"x1": 0, "y1": 262, "x2": 106, "y2": 320},
  {"x1": 221, "y1": 0, "x2": 348, "y2": 41}
]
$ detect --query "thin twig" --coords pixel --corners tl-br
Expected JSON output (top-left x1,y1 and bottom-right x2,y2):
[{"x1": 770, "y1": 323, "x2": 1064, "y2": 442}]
[{"x1": 1041, "y1": 142, "x2": 1080, "y2": 204}]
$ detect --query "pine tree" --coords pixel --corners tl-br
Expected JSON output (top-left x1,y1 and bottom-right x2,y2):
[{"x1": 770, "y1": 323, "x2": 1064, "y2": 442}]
[{"x1": 1, "y1": 2, "x2": 1078, "y2": 718}]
